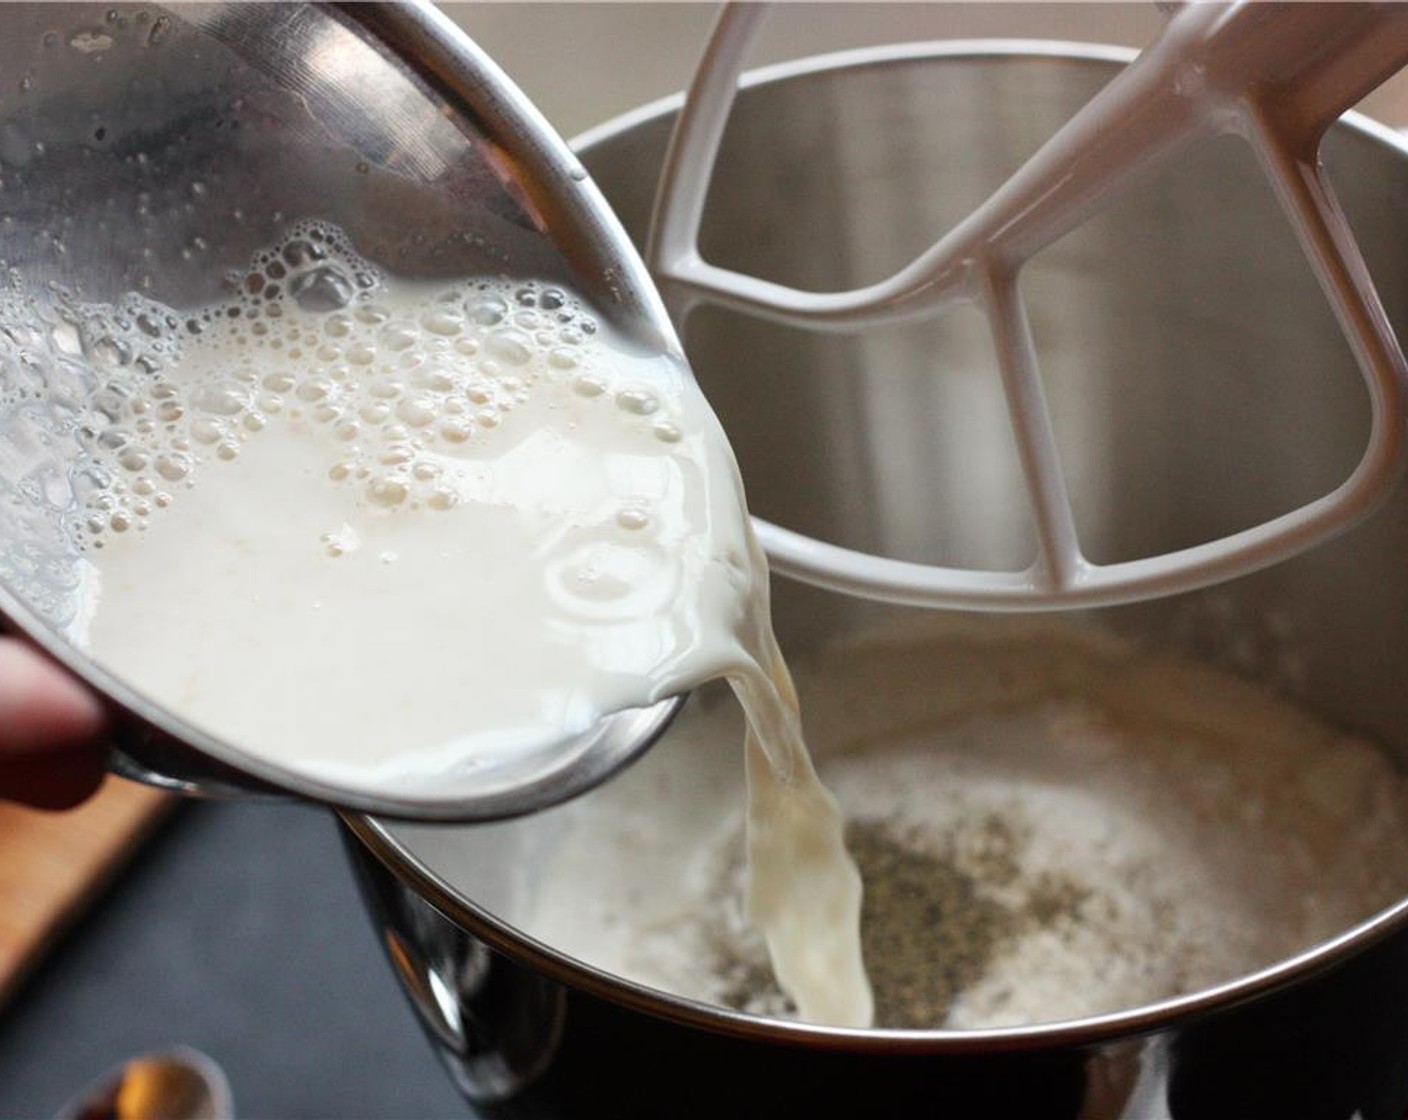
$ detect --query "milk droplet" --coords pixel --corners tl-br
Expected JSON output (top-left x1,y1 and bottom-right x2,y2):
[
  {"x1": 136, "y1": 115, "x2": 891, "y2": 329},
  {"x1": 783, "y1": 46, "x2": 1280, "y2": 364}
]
[{"x1": 616, "y1": 388, "x2": 659, "y2": 416}]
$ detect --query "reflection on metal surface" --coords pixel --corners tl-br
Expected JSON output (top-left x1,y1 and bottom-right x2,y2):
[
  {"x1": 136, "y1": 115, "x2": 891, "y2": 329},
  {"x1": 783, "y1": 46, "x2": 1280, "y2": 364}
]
[
  {"x1": 351, "y1": 831, "x2": 565, "y2": 1104},
  {"x1": 57, "y1": 1046, "x2": 234, "y2": 1120},
  {"x1": 1078, "y1": 1037, "x2": 1171, "y2": 1120}
]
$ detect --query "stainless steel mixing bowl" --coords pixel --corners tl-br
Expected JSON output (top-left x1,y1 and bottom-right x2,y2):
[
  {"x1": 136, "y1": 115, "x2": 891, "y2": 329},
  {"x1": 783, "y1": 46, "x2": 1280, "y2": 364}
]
[
  {"x1": 0, "y1": 1, "x2": 683, "y2": 819},
  {"x1": 345, "y1": 42, "x2": 1408, "y2": 1118}
]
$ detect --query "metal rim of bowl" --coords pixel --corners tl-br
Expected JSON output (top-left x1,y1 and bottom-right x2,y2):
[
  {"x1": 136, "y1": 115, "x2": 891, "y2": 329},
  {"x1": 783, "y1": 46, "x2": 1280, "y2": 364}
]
[{"x1": 347, "y1": 36, "x2": 1408, "y2": 1051}]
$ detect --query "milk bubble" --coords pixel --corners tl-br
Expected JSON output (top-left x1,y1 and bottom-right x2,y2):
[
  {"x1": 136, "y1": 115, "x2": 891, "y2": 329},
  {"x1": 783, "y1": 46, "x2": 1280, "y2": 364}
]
[
  {"x1": 289, "y1": 267, "x2": 354, "y2": 313},
  {"x1": 486, "y1": 329, "x2": 532, "y2": 365},
  {"x1": 616, "y1": 388, "x2": 659, "y2": 416},
  {"x1": 467, "y1": 296, "x2": 508, "y2": 326}
]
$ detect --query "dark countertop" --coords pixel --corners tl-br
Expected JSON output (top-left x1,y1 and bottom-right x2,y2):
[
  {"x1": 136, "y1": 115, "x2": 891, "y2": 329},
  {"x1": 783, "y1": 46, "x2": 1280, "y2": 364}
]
[{"x1": 0, "y1": 799, "x2": 473, "y2": 1119}]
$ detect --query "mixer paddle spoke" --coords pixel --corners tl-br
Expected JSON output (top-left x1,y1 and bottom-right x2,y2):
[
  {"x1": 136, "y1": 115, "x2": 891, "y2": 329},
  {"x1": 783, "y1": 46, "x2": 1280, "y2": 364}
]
[
  {"x1": 1243, "y1": 106, "x2": 1408, "y2": 532},
  {"x1": 650, "y1": 0, "x2": 1408, "y2": 610},
  {"x1": 982, "y1": 267, "x2": 1085, "y2": 596}
]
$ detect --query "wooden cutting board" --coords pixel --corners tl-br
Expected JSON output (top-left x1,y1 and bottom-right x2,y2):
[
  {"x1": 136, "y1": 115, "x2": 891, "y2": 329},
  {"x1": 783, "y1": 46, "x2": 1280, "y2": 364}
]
[{"x1": 0, "y1": 777, "x2": 176, "y2": 1007}]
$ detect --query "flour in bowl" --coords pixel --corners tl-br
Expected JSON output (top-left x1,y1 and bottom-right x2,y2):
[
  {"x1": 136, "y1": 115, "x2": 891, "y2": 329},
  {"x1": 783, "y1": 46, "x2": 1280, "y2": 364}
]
[{"x1": 521, "y1": 617, "x2": 1408, "y2": 1028}]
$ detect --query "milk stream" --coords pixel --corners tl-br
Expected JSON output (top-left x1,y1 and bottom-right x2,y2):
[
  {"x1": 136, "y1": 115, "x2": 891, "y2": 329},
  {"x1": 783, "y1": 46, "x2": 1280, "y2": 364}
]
[
  {"x1": 730, "y1": 544, "x2": 870, "y2": 1025},
  {"x1": 20, "y1": 223, "x2": 872, "y2": 1027}
]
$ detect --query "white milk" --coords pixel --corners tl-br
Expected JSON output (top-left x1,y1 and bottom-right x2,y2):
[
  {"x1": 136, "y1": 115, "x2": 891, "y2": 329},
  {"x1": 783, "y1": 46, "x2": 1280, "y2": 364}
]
[{"x1": 47, "y1": 223, "x2": 870, "y2": 1026}]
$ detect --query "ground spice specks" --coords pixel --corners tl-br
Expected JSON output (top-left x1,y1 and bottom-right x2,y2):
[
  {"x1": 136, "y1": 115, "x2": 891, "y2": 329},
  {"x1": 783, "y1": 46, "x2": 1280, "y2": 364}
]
[{"x1": 716, "y1": 814, "x2": 1091, "y2": 1028}]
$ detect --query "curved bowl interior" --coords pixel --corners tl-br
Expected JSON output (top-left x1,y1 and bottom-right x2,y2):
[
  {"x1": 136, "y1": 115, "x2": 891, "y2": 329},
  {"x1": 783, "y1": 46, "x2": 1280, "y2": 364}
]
[{"x1": 373, "y1": 41, "x2": 1408, "y2": 1041}]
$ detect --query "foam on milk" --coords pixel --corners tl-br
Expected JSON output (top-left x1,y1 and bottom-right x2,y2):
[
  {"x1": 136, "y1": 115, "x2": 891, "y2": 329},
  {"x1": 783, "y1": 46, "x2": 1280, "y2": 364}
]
[{"x1": 14, "y1": 223, "x2": 870, "y2": 1026}]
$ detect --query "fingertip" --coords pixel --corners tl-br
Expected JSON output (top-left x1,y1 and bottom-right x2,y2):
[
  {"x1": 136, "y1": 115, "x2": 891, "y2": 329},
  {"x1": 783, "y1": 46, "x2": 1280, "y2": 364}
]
[
  {"x1": 0, "y1": 749, "x2": 108, "y2": 810},
  {"x1": 0, "y1": 639, "x2": 107, "y2": 756}
]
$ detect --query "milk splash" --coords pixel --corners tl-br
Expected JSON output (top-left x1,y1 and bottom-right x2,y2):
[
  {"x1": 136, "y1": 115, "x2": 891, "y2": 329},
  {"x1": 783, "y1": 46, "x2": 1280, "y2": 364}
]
[{"x1": 0, "y1": 223, "x2": 872, "y2": 1026}]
